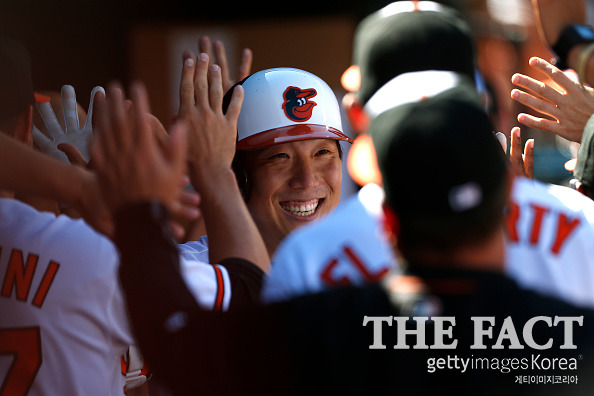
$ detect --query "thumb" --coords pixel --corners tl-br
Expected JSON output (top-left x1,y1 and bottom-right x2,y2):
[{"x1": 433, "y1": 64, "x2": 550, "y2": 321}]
[{"x1": 58, "y1": 143, "x2": 89, "y2": 168}]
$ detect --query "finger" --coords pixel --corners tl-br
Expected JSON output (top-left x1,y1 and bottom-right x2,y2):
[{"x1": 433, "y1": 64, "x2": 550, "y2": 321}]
[
  {"x1": 168, "y1": 220, "x2": 187, "y2": 242},
  {"x1": 529, "y1": 57, "x2": 578, "y2": 92},
  {"x1": 517, "y1": 113, "x2": 564, "y2": 135},
  {"x1": 178, "y1": 188, "x2": 201, "y2": 207},
  {"x1": 194, "y1": 53, "x2": 210, "y2": 108},
  {"x1": 198, "y1": 36, "x2": 212, "y2": 67},
  {"x1": 168, "y1": 120, "x2": 189, "y2": 173},
  {"x1": 495, "y1": 131, "x2": 507, "y2": 154},
  {"x1": 179, "y1": 55, "x2": 196, "y2": 111},
  {"x1": 225, "y1": 84, "x2": 244, "y2": 122},
  {"x1": 509, "y1": 126, "x2": 526, "y2": 177},
  {"x1": 90, "y1": 89, "x2": 106, "y2": 131},
  {"x1": 170, "y1": 203, "x2": 201, "y2": 223},
  {"x1": 86, "y1": 86, "x2": 105, "y2": 131},
  {"x1": 91, "y1": 94, "x2": 110, "y2": 170},
  {"x1": 180, "y1": 174, "x2": 191, "y2": 187},
  {"x1": 511, "y1": 73, "x2": 562, "y2": 103},
  {"x1": 124, "y1": 99, "x2": 134, "y2": 116},
  {"x1": 511, "y1": 89, "x2": 560, "y2": 119},
  {"x1": 130, "y1": 82, "x2": 152, "y2": 149},
  {"x1": 37, "y1": 100, "x2": 62, "y2": 139},
  {"x1": 106, "y1": 83, "x2": 130, "y2": 151},
  {"x1": 237, "y1": 48, "x2": 253, "y2": 82},
  {"x1": 58, "y1": 143, "x2": 88, "y2": 167},
  {"x1": 209, "y1": 64, "x2": 223, "y2": 110},
  {"x1": 182, "y1": 49, "x2": 194, "y2": 61},
  {"x1": 147, "y1": 113, "x2": 167, "y2": 139},
  {"x1": 212, "y1": 40, "x2": 231, "y2": 90},
  {"x1": 61, "y1": 85, "x2": 80, "y2": 132},
  {"x1": 31, "y1": 125, "x2": 52, "y2": 149},
  {"x1": 523, "y1": 139, "x2": 535, "y2": 180}
]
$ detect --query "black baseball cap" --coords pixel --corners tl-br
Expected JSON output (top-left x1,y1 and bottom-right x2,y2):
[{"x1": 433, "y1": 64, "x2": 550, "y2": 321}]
[
  {"x1": 574, "y1": 114, "x2": 594, "y2": 189},
  {"x1": 370, "y1": 82, "x2": 506, "y2": 227},
  {"x1": 0, "y1": 37, "x2": 35, "y2": 120},
  {"x1": 350, "y1": 1, "x2": 476, "y2": 105}
]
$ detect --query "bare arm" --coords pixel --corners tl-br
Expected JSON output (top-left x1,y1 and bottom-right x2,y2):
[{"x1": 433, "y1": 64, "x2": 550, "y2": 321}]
[
  {"x1": 0, "y1": 133, "x2": 112, "y2": 234},
  {"x1": 531, "y1": 0, "x2": 594, "y2": 85},
  {"x1": 178, "y1": 53, "x2": 270, "y2": 272}
]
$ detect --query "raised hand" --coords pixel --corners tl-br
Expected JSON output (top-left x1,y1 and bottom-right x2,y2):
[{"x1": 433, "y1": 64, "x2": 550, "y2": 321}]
[
  {"x1": 178, "y1": 53, "x2": 244, "y2": 181},
  {"x1": 92, "y1": 82, "x2": 189, "y2": 214},
  {"x1": 33, "y1": 85, "x2": 104, "y2": 163},
  {"x1": 509, "y1": 126, "x2": 535, "y2": 179},
  {"x1": 511, "y1": 57, "x2": 594, "y2": 143},
  {"x1": 197, "y1": 36, "x2": 252, "y2": 92}
]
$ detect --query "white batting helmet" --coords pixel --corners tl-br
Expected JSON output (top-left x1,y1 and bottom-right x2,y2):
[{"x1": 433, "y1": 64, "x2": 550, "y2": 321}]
[{"x1": 235, "y1": 68, "x2": 352, "y2": 150}]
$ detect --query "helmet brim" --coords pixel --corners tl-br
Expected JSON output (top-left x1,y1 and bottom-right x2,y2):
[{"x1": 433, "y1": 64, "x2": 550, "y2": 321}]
[{"x1": 236, "y1": 124, "x2": 353, "y2": 150}]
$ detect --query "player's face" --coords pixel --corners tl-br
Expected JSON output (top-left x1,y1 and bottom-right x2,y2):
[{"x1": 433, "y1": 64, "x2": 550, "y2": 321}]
[{"x1": 243, "y1": 138, "x2": 342, "y2": 255}]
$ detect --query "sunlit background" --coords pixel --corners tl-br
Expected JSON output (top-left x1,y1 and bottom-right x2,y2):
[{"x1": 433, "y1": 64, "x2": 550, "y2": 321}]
[{"x1": 2, "y1": 0, "x2": 591, "y2": 194}]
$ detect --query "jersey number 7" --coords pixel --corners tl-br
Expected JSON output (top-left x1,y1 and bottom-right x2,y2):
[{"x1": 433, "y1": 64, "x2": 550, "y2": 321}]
[{"x1": 0, "y1": 327, "x2": 42, "y2": 396}]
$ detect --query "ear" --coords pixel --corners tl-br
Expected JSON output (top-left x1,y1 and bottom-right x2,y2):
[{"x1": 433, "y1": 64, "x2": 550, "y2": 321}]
[
  {"x1": 342, "y1": 92, "x2": 369, "y2": 135},
  {"x1": 13, "y1": 105, "x2": 33, "y2": 147},
  {"x1": 382, "y1": 203, "x2": 400, "y2": 248}
]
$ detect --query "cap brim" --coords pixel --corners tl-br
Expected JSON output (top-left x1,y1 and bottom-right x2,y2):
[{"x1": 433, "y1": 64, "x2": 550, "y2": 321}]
[{"x1": 236, "y1": 124, "x2": 353, "y2": 150}]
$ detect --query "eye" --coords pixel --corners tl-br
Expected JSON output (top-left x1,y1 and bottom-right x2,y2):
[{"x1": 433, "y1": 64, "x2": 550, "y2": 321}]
[
  {"x1": 315, "y1": 148, "x2": 332, "y2": 156},
  {"x1": 268, "y1": 152, "x2": 289, "y2": 160}
]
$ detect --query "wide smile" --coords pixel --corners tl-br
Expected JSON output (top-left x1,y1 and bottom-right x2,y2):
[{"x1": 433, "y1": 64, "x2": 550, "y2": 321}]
[{"x1": 279, "y1": 198, "x2": 323, "y2": 218}]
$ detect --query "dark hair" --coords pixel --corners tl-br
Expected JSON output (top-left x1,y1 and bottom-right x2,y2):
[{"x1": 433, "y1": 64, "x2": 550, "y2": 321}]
[{"x1": 396, "y1": 176, "x2": 508, "y2": 256}]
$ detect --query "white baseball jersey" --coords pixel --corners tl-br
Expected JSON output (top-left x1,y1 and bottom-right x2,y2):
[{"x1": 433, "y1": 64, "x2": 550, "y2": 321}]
[
  {"x1": 504, "y1": 177, "x2": 594, "y2": 307},
  {"x1": 0, "y1": 198, "x2": 133, "y2": 395},
  {"x1": 178, "y1": 236, "x2": 232, "y2": 312},
  {"x1": 262, "y1": 183, "x2": 397, "y2": 303}
]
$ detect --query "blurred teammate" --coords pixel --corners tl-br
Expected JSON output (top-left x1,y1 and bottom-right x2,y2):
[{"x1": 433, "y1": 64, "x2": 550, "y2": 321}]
[
  {"x1": 0, "y1": 36, "x2": 135, "y2": 395},
  {"x1": 263, "y1": 1, "x2": 478, "y2": 302}
]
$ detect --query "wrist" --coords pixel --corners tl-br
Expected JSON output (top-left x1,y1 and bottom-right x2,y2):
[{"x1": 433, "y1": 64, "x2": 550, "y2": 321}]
[
  {"x1": 189, "y1": 165, "x2": 239, "y2": 200},
  {"x1": 188, "y1": 162, "x2": 235, "y2": 187},
  {"x1": 68, "y1": 166, "x2": 93, "y2": 206}
]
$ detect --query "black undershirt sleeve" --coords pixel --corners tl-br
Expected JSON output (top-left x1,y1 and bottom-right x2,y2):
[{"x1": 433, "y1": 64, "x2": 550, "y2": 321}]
[
  {"x1": 114, "y1": 202, "x2": 282, "y2": 394},
  {"x1": 219, "y1": 257, "x2": 264, "y2": 309}
]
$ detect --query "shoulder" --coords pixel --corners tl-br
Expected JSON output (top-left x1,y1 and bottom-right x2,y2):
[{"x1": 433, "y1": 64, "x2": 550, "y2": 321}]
[{"x1": 513, "y1": 178, "x2": 594, "y2": 217}]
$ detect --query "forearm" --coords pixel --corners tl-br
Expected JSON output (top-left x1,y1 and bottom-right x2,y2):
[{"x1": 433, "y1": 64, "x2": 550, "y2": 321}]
[
  {"x1": 190, "y1": 165, "x2": 270, "y2": 273},
  {"x1": 0, "y1": 133, "x2": 88, "y2": 202},
  {"x1": 115, "y1": 202, "x2": 205, "y2": 388}
]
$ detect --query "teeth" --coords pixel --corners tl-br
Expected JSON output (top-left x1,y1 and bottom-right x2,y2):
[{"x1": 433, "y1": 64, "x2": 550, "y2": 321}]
[{"x1": 281, "y1": 200, "x2": 320, "y2": 216}]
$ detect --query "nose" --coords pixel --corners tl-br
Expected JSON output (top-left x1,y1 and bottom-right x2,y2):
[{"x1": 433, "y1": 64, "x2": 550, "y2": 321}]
[{"x1": 288, "y1": 157, "x2": 319, "y2": 190}]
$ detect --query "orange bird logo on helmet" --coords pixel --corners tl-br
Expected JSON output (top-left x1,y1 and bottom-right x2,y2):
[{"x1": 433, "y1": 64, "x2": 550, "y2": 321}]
[{"x1": 282, "y1": 86, "x2": 317, "y2": 122}]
